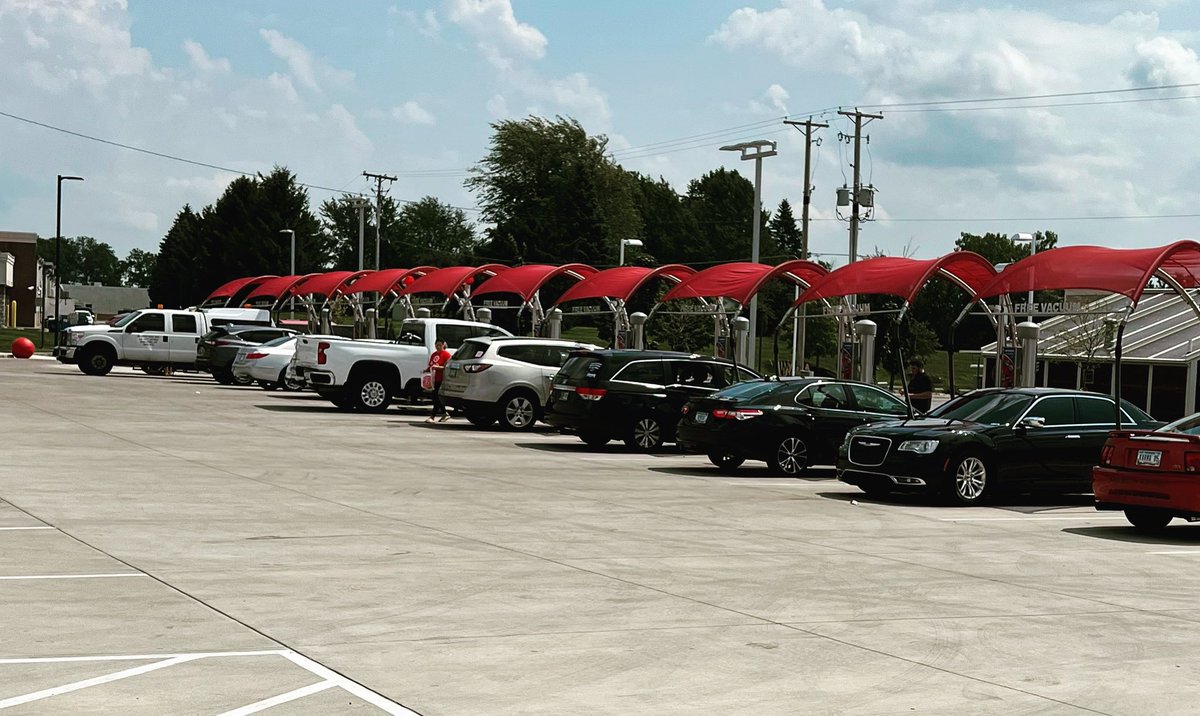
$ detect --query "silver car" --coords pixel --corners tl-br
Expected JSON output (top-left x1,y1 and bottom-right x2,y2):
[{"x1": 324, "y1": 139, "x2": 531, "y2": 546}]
[
  {"x1": 232, "y1": 336, "x2": 303, "y2": 391},
  {"x1": 440, "y1": 337, "x2": 599, "y2": 430}
]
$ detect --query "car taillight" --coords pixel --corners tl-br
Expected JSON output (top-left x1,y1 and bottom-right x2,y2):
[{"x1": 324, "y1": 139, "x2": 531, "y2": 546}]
[
  {"x1": 317, "y1": 341, "x2": 330, "y2": 365},
  {"x1": 213, "y1": 339, "x2": 237, "y2": 346},
  {"x1": 712, "y1": 408, "x2": 764, "y2": 421},
  {"x1": 1186, "y1": 453, "x2": 1200, "y2": 473},
  {"x1": 463, "y1": 363, "x2": 492, "y2": 373},
  {"x1": 577, "y1": 387, "x2": 607, "y2": 401},
  {"x1": 1100, "y1": 445, "x2": 1114, "y2": 466},
  {"x1": 681, "y1": 405, "x2": 689, "y2": 415},
  {"x1": 245, "y1": 352, "x2": 268, "y2": 360}
]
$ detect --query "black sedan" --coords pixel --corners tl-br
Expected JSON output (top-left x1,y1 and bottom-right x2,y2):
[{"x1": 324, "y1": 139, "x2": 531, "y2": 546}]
[
  {"x1": 837, "y1": 388, "x2": 1160, "y2": 504},
  {"x1": 197, "y1": 325, "x2": 296, "y2": 384},
  {"x1": 676, "y1": 378, "x2": 913, "y2": 475}
]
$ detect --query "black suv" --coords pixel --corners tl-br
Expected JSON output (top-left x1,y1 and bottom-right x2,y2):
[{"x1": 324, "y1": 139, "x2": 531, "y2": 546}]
[
  {"x1": 197, "y1": 325, "x2": 296, "y2": 385},
  {"x1": 544, "y1": 350, "x2": 760, "y2": 450}
]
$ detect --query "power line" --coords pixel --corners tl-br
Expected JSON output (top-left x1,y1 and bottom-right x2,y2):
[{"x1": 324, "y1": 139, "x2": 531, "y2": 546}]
[
  {"x1": 810, "y1": 213, "x2": 1200, "y2": 222},
  {"x1": 857, "y1": 81, "x2": 1200, "y2": 109},
  {"x1": 887, "y1": 92, "x2": 1200, "y2": 113}
]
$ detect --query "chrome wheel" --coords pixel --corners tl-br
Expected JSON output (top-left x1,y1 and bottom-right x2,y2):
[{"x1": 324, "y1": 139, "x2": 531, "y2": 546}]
[
  {"x1": 503, "y1": 395, "x2": 536, "y2": 430},
  {"x1": 773, "y1": 436, "x2": 809, "y2": 475},
  {"x1": 360, "y1": 380, "x2": 387, "y2": 409},
  {"x1": 954, "y1": 456, "x2": 988, "y2": 502},
  {"x1": 630, "y1": 417, "x2": 663, "y2": 450}
]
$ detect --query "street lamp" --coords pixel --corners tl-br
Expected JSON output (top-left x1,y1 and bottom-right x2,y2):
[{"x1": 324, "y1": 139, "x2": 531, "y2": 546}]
[
  {"x1": 54, "y1": 174, "x2": 83, "y2": 350},
  {"x1": 280, "y1": 229, "x2": 296, "y2": 314},
  {"x1": 39, "y1": 261, "x2": 53, "y2": 348},
  {"x1": 619, "y1": 238, "x2": 643, "y2": 266},
  {"x1": 719, "y1": 140, "x2": 777, "y2": 370},
  {"x1": 1011, "y1": 233, "x2": 1036, "y2": 321}
]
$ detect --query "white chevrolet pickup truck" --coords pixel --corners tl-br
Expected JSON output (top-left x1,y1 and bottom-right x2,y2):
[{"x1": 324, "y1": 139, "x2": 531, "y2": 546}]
[
  {"x1": 293, "y1": 317, "x2": 511, "y2": 412},
  {"x1": 58, "y1": 307, "x2": 272, "y2": 376}
]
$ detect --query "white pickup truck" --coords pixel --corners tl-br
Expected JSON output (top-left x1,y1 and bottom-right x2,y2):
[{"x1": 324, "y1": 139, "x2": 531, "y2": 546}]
[
  {"x1": 58, "y1": 307, "x2": 272, "y2": 376},
  {"x1": 293, "y1": 317, "x2": 511, "y2": 412}
]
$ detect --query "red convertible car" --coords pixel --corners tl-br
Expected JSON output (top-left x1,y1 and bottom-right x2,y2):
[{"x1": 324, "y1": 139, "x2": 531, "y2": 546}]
[{"x1": 1094, "y1": 413, "x2": 1200, "y2": 530}]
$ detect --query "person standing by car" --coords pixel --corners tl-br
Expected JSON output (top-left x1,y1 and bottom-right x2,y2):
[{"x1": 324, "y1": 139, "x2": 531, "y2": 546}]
[
  {"x1": 426, "y1": 339, "x2": 453, "y2": 423},
  {"x1": 906, "y1": 359, "x2": 934, "y2": 413}
]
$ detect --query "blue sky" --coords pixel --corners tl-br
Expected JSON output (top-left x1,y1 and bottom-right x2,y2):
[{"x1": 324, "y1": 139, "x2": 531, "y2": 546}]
[{"x1": 2, "y1": 0, "x2": 1200, "y2": 267}]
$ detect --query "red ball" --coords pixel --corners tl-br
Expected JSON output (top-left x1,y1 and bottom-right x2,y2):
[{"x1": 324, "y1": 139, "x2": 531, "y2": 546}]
[{"x1": 10, "y1": 337, "x2": 35, "y2": 359}]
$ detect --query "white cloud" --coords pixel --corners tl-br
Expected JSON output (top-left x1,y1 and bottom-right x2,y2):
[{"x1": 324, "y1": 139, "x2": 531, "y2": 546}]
[
  {"x1": 765, "y1": 84, "x2": 789, "y2": 114},
  {"x1": 259, "y1": 28, "x2": 354, "y2": 93},
  {"x1": 391, "y1": 101, "x2": 436, "y2": 125},
  {"x1": 486, "y1": 93, "x2": 510, "y2": 118},
  {"x1": 182, "y1": 39, "x2": 230, "y2": 74},
  {"x1": 399, "y1": 8, "x2": 441, "y2": 39},
  {"x1": 1128, "y1": 36, "x2": 1200, "y2": 85},
  {"x1": 446, "y1": 0, "x2": 547, "y2": 70}
]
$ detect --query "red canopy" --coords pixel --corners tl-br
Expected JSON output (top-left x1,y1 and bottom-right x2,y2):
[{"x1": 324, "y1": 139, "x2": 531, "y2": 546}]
[
  {"x1": 245, "y1": 275, "x2": 316, "y2": 302},
  {"x1": 974, "y1": 241, "x2": 1200, "y2": 302},
  {"x1": 285, "y1": 270, "x2": 371, "y2": 299},
  {"x1": 470, "y1": 264, "x2": 596, "y2": 302},
  {"x1": 336, "y1": 267, "x2": 435, "y2": 296},
  {"x1": 662, "y1": 260, "x2": 829, "y2": 305},
  {"x1": 555, "y1": 265, "x2": 697, "y2": 305},
  {"x1": 796, "y1": 252, "x2": 997, "y2": 306},
  {"x1": 398, "y1": 264, "x2": 509, "y2": 297},
  {"x1": 204, "y1": 275, "x2": 276, "y2": 303}
]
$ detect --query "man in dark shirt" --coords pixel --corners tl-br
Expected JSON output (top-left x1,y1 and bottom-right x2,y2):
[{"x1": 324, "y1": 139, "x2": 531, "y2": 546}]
[{"x1": 906, "y1": 359, "x2": 934, "y2": 413}]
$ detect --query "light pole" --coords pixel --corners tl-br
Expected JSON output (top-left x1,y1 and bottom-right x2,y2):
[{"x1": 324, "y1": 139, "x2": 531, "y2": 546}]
[
  {"x1": 619, "y1": 238, "x2": 643, "y2": 266},
  {"x1": 39, "y1": 261, "x2": 53, "y2": 348},
  {"x1": 719, "y1": 140, "x2": 777, "y2": 371},
  {"x1": 54, "y1": 174, "x2": 83, "y2": 349},
  {"x1": 280, "y1": 229, "x2": 295, "y2": 314},
  {"x1": 1011, "y1": 233, "x2": 1036, "y2": 321}
]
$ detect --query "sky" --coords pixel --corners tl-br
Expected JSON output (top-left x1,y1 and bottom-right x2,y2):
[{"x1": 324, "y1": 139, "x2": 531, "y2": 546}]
[{"x1": 2, "y1": 0, "x2": 1200, "y2": 268}]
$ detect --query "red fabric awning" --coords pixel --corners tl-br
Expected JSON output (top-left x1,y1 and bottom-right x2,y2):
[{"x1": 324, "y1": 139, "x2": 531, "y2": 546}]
[
  {"x1": 398, "y1": 264, "x2": 509, "y2": 297},
  {"x1": 554, "y1": 264, "x2": 697, "y2": 305},
  {"x1": 245, "y1": 275, "x2": 316, "y2": 302},
  {"x1": 974, "y1": 241, "x2": 1200, "y2": 302},
  {"x1": 285, "y1": 270, "x2": 371, "y2": 299},
  {"x1": 661, "y1": 260, "x2": 828, "y2": 305},
  {"x1": 336, "y1": 267, "x2": 435, "y2": 296},
  {"x1": 470, "y1": 264, "x2": 596, "y2": 302},
  {"x1": 796, "y1": 252, "x2": 997, "y2": 306},
  {"x1": 205, "y1": 275, "x2": 276, "y2": 302}
]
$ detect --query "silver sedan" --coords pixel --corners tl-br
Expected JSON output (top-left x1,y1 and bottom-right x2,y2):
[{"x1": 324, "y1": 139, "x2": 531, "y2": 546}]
[{"x1": 232, "y1": 336, "x2": 303, "y2": 391}]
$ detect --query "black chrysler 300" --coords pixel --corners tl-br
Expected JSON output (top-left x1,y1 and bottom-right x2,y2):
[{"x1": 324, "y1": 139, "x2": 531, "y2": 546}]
[{"x1": 837, "y1": 388, "x2": 1159, "y2": 504}]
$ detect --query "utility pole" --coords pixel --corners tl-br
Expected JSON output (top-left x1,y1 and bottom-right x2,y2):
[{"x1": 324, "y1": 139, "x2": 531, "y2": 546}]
[
  {"x1": 837, "y1": 109, "x2": 882, "y2": 264},
  {"x1": 362, "y1": 171, "x2": 396, "y2": 270},
  {"x1": 785, "y1": 118, "x2": 827, "y2": 373},
  {"x1": 348, "y1": 196, "x2": 371, "y2": 271}
]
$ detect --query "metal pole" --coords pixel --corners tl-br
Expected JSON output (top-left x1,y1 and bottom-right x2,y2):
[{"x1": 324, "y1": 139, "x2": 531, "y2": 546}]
[
  {"x1": 748, "y1": 155, "x2": 763, "y2": 370},
  {"x1": 357, "y1": 204, "x2": 365, "y2": 272},
  {"x1": 619, "y1": 240, "x2": 625, "y2": 266},
  {"x1": 39, "y1": 262, "x2": 47, "y2": 347},
  {"x1": 54, "y1": 178, "x2": 61, "y2": 348},
  {"x1": 1028, "y1": 238, "x2": 1037, "y2": 323},
  {"x1": 785, "y1": 118, "x2": 827, "y2": 370}
]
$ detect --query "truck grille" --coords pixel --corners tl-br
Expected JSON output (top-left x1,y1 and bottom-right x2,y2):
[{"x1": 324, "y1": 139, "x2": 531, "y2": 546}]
[{"x1": 849, "y1": 436, "x2": 892, "y2": 466}]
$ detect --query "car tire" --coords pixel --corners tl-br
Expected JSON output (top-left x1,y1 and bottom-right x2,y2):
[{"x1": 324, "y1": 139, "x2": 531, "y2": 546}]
[
  {"x1": 466, "y1": 411, "x2": 497, "y2": 428},
  {"x1": 78, "y1": 346, "x2": 115, "y2": 376},
  {"x1": 499, "y1": 391, "x2": 540, "y2": 431},
  {"x1": 948, "y1": 452, "x2": 991, "y2": 505},
  {"x1": 626, "y1": 415, "x2": 665, "y2": 451},
  {"x1": 1124, "y1": 508, "x2": 1172, "y2": 531},
  {"x1": 232, "y1": 371, "x2": 254, "y2": 386},
  {"x1": 211, "y1": 368, "x2": 235, "y2": 385},
  {"x1": 580, "y1": 430, "x2": 610, "y2": 448},
  {"x1": 279, "y1": 369, "x2": 304, "y2": 391},
  {"x1": 768, "y1": 435, "x2": 810, "y2": 476},
  {"x1": 349, "y1": 371, "x2": 391, "y2": 413},
  {"x1": 258, "y1": 380, "x2": 280, "y2": 391},
  {"x1": 708, "y1": 451, "x2": 745, "y2": 473}
]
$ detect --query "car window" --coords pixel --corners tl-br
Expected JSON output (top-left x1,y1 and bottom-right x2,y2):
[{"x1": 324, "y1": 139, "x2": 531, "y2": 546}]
[
  {"x1": 669, "y1": 361, "x2": 732, "y2": 388},
  {"x1": 613, "y1": 360, "x2": 665, "y2": 385},
  {"x1": 261, "y1": 336, "x2": 294, "y2": 348},
  {"x1": 1120, "y1": 399, "x2": 1153, "y2": 424},
  {"x1": 498, "y1": 344, "x2": 538, "y2": 364},
  {"x1": 736, "y1": 367, "x2": 758, "y2": 382},
  {"x1": 127, "y1": 312, "x2": 165, "y2": 333},
  {"x1": 1026, "y1": 396, "x2": 1075, "y2": 426},
  {"x1": 1075, "y1": 397, "x2": 1115, "y2": 424},
  {"x1": 453, "y1": 339, "x2": 490, "y2": 360},
  {"x1": 170, "y1": 314, "x2": 198, "y2": 334},
  {"x1": 846, "y1": 384, "x2": 909, "y2": 415},
  {"x1": 713, "y1": 380, "x2": 776, "y2": 401},
  {"x1": 1162, "y1": 412, "x2": 1200, "y2": 435},
  {"x1": 397, "y1": 321, "x2": 426, "y2": 346},
  {"x1": 797, "y1": 383, "x2": 850, "y2": 409},
  {"x1": 544, "y1": 346, "x2": 574, "y2": 368},
  {"x1": 930, "y1": 392, "x2": 1033, "y2": 425}
]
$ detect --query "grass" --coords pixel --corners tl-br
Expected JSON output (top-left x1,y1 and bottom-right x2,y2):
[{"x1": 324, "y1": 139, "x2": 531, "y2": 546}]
[{"x1": 0, "y1": 326, "x2": 54, "y2": 354}]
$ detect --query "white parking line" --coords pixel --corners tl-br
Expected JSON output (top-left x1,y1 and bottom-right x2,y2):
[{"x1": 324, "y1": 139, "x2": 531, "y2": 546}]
[
  {"x1": 0, "y1": 526, "x2": 54, "y2": 532},
  {"x1": 1147, "y1": 550, "x2": 1200, "y2": 555},
  {"x1": 940, "y1": 515, "x2": 1127, "y2": 522},
  {"x1": 0, "y1": 650, "x2": 285, "y2": 665},
  {"x1": 0, "y1": 573, "x2": 145, "y2": 581},
  {"x1": 217, "y1": 681, "x2": 336, "y2": 715},
  {"x1": 281, "y1": 651, "x2": 418, "y2": 715},
  {"x1": 0, "y1": 655, "x2": 197, "y2": 709}
]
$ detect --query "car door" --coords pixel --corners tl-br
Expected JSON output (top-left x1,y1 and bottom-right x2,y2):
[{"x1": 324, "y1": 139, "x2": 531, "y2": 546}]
[
  {"x1": 844, "y1": 384, "x2": 912, "y2": 425},
  {"x1": 121, "y1": 311, "x2": 167, "y2": 361},
  {"x1": 1007, "y1": 396, "x2": 1078, "y2": 487},
  {"x1": 794, "y1": 382, "x2": 860, "y2": 454},
  {"x1": 167, "y1": 313, "x2": 201, "y2": 363},
  {"x1": 1071, "y1": 396, "x2": 1124, "y2": 483},
  {"x1": 610, "y1": 359, "x2": 669, "y2": 419}
]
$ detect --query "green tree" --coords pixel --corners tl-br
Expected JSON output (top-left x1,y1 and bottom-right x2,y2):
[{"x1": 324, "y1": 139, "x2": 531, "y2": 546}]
[
  {"x1": 682, "y1": 168, "x2": 774, "y2": 264},
  {"x1": 120, "y1": 248, "x2": 157, "y2": 287},
  {"x1": 320, "y1": 195, "x2": 402, "y2": 271},
  {"x1": 36, "y1": 237, "x2": 81, "y2": 284},
  {"x1": 626, "y1": 173, "x2": 697, "y2": 265},
  {"x1": 37, "y1": 236, "x2": 121, "y2": 285},
  {"x1": 467, "y1": 116, "x2": 640, "y2": 266},
  {"x1": 396, "y1": 196, "x2": 477, "y2": 266},
  {"x1": 769, "y1": 198, "x2": 803, "y2": 258},
  {"x1": 150, "y1": 206, "x2": 206, "y2": 308}
]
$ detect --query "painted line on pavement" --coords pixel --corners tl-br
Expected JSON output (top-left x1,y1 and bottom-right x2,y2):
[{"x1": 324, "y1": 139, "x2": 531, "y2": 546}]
[
  {"x1": 0, "y1": 650, "x2": 285, "y2": 665},
  {"x1": 0, "y1": 526, "x2": 54, "y2": 532},
  {"x1": 216, "y1": 681, "x2": 336, "y2": 716},
  {"x1": 0, "y1": 655, "x2": 198, "y2": 709},
  {"x1": 281, "y1": 651, "x2": 418, "y2": 715},
  {"x1": 1147, "y1": 550, "x2": 1200, "y2": 555},
  {"x1": 0, "y1": 573, "x2": 145, "y2": 581},
  {"x1": 940, "y1": 515, "x2": 1127, "y2": 522}
]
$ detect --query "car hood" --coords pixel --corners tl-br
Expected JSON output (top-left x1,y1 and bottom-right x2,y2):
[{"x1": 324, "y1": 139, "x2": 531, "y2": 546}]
[
  {"x1": 853, "y1": 417, "x2": 991, "y2": 439},
  {"x1": 66, "y1": 325, "x2": 121, "y2": 336}
]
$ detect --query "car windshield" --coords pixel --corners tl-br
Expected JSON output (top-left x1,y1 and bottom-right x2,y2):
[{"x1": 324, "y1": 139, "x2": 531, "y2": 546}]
[
  {"x1": 1159, "y1": 412, "x2": 1200, "y2": 435},
  {"x1": 111, "y1": 311, "x2": 141, "y2": 327},
  {"x1": 261, "y1": 336, "x2": 294, "y2": 348},
  {"x1": 712, "y1": 380, "x2": 777, "y2": 401},
  {"x1": 1120, "y1": 400, "x2": 1154, "y2": 424},
  {"x1": 928, "y1": 392, "x2": 1033, "y2": 425}
]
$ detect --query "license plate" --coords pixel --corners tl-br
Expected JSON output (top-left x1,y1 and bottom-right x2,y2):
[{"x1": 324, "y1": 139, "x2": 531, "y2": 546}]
[
  {"x1": 1136, "y1": 449, "x2": 1162, "y2": 467},
  {"x1": 695, "y1": 412, "x2": 708, "y2": 424},
  {"x1": 448, "y1": 368, "x2": 458, "y2": 378}
]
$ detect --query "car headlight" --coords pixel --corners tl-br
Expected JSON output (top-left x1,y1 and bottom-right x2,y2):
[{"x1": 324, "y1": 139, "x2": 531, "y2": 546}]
[
  {"x1": 67, "y1": 331, "x2": 80, "y2": 345},
  {"x1": 898, "y1": 440, "x2": 939, "y2": 454}
]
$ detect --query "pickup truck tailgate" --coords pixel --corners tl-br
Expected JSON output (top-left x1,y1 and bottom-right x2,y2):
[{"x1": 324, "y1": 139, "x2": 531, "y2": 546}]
[{"x1": 294, "y1": 336, "x2": 323, "y2": 368}]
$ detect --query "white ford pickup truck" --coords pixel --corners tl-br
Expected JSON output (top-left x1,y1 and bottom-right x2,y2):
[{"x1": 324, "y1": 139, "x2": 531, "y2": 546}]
[
  {"x1": 293, "y1": 317, "x2": 511, "y2": 412},
  {"x1": 58, "y1": 307, "x2": 272, "y2": 376}
]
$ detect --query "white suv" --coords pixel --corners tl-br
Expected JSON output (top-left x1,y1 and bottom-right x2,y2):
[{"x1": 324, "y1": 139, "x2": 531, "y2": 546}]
[{"x1": 440, "y1": 337, "x2": 599, "y2": 430}]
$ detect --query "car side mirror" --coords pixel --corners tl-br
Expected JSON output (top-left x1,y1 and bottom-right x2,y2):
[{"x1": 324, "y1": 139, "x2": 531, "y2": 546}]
[
  {"x1": 1016, "y1": 416, "x2": 1045, "y2": 430},
  {"x1": 125, "y1": 325, "x2": 141, "y2": 334}
]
